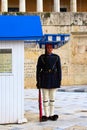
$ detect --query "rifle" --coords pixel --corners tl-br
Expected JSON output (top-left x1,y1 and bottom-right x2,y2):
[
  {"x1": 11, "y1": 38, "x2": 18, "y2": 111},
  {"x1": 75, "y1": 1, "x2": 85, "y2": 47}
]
[{"x1": 38, "y1": 88, "x2": 42, "y2": 122}]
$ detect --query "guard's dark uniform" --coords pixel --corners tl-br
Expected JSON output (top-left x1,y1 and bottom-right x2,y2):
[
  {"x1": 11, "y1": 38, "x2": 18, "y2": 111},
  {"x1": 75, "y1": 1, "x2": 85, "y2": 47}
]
[{"x1": 36, "y1": 53, "x2": 62, "y2": 89}]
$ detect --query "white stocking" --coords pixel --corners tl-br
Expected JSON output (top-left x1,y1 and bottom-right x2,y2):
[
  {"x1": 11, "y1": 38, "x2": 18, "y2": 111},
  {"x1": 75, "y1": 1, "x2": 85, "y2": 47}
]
[
  {"x1": 42, "y1": 88, "x2": 57, "y2": 117},
  {"x1": 49, "y1": 89, "x2": 56, "y2": 116}
]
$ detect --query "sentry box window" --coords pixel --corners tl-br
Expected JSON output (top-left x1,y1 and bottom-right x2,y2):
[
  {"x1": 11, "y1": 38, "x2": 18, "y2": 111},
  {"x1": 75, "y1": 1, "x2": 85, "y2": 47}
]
[{"x1": 0, "y1": 49, "x2": 12, "y2": 73}]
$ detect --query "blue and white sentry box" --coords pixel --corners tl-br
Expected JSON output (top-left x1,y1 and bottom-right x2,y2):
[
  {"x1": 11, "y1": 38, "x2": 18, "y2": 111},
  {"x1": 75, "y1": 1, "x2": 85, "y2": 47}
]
[{"x1": 0, "y1": 15, "x2": 43, "y2": 124}]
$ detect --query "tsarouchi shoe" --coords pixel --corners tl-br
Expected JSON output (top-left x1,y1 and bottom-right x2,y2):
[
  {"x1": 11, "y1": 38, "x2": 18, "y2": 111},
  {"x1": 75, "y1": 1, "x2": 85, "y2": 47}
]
[
  {"x1": 41, "y1": 116, "x2": 49, "y2": 122},
  {"x1": 49, "y1": 115, "x2": 58, "y2": 121}
]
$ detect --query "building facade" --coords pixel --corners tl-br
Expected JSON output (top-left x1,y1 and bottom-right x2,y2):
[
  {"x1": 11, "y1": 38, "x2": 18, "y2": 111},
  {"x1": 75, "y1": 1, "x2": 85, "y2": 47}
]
[
  {"x1": 0, "y1": 1, "x2": 87, "y2": 88},
  {"x1": 0, "y1": 0, "x2": 87, "y2": 13},
  {"x1": 24, "y1": 12, "x2": 87, "y2": 88}
]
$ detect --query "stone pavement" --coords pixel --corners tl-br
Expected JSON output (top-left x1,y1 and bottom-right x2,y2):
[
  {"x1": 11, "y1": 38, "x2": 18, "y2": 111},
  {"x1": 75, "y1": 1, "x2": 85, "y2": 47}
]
[
  {"x1": 58, "y1": 85, "x2": 87, "y2": 93},
  {"x1": 0, "y1": 85, "x2": 87, "y2": 130}
]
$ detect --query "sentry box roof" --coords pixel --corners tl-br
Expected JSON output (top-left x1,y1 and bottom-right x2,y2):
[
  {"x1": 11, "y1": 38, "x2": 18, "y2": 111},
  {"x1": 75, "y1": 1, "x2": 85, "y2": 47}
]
[{"x1": 0, "y1": 15, "x2": 43, "y2": 41}]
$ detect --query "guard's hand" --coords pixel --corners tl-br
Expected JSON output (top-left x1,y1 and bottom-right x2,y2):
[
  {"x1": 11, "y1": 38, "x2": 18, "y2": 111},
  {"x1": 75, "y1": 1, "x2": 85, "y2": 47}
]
[
  {"x1": 36, "y1": 82, "x2": 40, "y2": 89},
  {"x1": 59, "y1": 81, "x2": 61, "y2": 86}
]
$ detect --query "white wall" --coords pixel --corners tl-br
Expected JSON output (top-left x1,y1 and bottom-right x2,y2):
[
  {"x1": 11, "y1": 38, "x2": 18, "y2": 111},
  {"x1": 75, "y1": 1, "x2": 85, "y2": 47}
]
[{"x1": 0, "y1": 40, "x2": 26, "y2": 124}]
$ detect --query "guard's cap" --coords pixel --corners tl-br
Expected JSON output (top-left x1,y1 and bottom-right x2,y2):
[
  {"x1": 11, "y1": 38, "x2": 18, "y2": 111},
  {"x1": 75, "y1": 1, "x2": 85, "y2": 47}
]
[{"x1": 45, "y1": 43, "x2": 53, "y2": 48}]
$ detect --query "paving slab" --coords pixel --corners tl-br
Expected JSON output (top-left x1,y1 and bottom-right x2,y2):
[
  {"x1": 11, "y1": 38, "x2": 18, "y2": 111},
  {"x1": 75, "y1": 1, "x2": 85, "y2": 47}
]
[
  {"x1": 65, "y1": 125, "x2": 87, "y2": 130},
  {"x1": 0, "y1": 86, "x2": 87, "y2": 130}
]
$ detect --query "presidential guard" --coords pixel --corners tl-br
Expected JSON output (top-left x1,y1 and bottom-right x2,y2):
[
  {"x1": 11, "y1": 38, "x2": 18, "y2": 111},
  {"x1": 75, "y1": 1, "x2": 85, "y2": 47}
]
[{"x1": 36, "y1": 43, "x2": 62, "y2": 121}]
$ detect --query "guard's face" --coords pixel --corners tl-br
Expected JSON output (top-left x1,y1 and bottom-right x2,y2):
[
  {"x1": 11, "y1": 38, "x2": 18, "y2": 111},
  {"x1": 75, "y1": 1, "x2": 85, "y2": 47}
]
[{"x1": 46, "y1": 44, "x2": 53, "y2": 54}]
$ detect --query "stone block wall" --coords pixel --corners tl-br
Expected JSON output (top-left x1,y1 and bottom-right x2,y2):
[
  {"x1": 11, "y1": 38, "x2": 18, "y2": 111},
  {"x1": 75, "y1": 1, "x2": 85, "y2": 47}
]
[{"x1": 24, "y1": 13, "x2": 87, "y2": 88}]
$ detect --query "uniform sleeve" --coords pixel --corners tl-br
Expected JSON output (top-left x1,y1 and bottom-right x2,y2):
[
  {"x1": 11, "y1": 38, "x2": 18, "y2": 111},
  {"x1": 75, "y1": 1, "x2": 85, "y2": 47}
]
[
  {"x1": 56, "y1": 56, "x2": 62, "y2": 82},
  {"x1": 36, "y1": 56, "x2": 42, "y2": 82}
]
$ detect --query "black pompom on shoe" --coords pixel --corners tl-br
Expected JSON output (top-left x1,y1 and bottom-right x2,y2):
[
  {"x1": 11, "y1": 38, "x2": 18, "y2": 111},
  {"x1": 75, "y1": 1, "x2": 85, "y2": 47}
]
[
  {"x1": 49, "y1": 115, "x2": 59, "y2": 121},
  {"x1": 41, "y1": 116, "x2": 49, "y2": 122}
]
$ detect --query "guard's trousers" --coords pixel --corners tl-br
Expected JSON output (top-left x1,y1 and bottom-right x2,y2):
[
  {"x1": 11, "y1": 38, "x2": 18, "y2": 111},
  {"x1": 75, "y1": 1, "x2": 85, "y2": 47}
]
[{"x1": 42, "y1": 88, "x2": 57, "y2": 117}]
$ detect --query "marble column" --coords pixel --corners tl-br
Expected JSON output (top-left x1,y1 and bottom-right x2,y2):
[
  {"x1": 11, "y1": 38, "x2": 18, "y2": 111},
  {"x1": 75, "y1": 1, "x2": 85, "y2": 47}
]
[
  {"x1": 70, "y1": 0, "x2": 77, "y2": 12},
  {"x1": 19, "y1": 0, "x2": 26, "y2": 12},
  {"x1": 1, "y1": 0, "x2": 8, "y2": 12},
  {"x1": 54, "y1": 0, "x2": 60, "y2": 12},
  {"x1": 37, "y1": 0, "x2": 43, "y2": 12}
]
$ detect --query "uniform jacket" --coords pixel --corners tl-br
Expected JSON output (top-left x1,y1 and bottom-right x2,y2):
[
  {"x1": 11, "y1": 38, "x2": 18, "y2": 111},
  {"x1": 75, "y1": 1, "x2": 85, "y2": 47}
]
[{"x1": 36, "y1": 53, "x2": 62, "y2": 89}]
